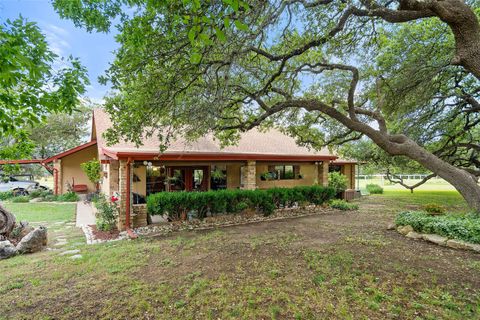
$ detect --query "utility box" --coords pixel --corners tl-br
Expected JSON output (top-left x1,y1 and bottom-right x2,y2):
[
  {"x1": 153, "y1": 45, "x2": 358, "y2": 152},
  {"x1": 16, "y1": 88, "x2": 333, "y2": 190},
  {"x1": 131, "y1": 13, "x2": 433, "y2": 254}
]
[{"x1": 343, "y1": 189, "x2": 356, "y2": 201}]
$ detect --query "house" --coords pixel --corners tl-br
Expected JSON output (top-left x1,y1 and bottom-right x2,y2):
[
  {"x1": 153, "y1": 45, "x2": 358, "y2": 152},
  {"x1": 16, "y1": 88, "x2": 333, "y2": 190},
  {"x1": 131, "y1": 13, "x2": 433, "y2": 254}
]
[{"x1": 2, "y1": 109, "x2": 357, "y2": 231}]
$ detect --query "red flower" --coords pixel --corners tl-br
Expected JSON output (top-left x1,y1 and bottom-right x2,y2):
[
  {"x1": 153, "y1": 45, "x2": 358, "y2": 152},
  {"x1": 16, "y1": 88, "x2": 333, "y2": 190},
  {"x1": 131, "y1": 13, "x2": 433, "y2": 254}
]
[{"x1": 111, "y1": 195, "x2": 119, "y2": 202}]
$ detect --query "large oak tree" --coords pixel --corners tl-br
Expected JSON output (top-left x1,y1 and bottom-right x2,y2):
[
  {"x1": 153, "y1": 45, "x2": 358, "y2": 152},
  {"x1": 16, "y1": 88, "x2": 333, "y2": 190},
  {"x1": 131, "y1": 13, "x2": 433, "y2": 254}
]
[{"x1": 53, "y1": 0, "x2": 480, "y2": 211}]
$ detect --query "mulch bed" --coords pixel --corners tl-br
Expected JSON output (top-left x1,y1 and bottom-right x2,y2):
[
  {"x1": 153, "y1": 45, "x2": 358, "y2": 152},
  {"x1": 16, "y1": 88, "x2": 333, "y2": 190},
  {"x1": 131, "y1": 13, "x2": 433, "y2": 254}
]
[
  {"x1": 88, "y1": 225, "x2": 120, "y2": 241},
  {"x1": 134, "y1": 205, "x2": 338, "y2": 237}
]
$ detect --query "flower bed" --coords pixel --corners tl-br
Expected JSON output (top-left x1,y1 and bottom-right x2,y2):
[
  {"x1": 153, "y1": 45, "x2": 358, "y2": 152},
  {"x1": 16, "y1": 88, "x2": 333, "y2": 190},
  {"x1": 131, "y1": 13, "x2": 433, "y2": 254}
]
[
  {"x1": 135, "y1": 205, "x2": 335, "y2": 237},
  {"x1": 396, "y1": 211, "x2": 480, "y2": 244}
]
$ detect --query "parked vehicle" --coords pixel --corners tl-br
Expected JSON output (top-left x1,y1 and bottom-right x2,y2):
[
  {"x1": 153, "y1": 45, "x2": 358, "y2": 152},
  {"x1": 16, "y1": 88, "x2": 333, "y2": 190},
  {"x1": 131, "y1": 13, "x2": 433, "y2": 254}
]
[{"x1": 0, "y1": 175, "x2": 48, "y2": 195}]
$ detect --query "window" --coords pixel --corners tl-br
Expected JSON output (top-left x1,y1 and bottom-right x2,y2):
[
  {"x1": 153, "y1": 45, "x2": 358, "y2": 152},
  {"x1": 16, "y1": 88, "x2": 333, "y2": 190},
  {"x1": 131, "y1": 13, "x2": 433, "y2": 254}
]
[{"x1": 270, "y1": 165, "x2": 300, "y2": 180}]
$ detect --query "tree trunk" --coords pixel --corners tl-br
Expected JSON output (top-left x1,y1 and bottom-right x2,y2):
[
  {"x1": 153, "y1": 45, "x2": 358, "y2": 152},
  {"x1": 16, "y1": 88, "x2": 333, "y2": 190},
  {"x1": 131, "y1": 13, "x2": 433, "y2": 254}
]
[
  {"x1": 370, "y1": 133, "x2": 480, "y2": 211},
  {"x1": 431, "y1": 0, "x2": 480, "y2": 80},
  {"x1": 0, "y1": 204, "x2": 16, "y2": 240},
  {"x1": 300, "y1": 99, "x2": 480, "y2": 211}
]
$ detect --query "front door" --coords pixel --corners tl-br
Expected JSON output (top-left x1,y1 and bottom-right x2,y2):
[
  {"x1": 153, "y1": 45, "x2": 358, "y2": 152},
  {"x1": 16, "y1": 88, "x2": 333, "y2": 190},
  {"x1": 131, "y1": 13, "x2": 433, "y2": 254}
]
[{"x1": 167, "y1": 166, "x2": 209, "y2": 192}]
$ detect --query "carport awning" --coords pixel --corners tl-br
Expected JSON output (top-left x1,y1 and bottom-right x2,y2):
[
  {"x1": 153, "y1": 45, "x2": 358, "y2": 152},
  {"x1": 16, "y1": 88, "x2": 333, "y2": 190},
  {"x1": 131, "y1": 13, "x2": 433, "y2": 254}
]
[{"x1": 0, "y1": 159, "x2": 44, "y2": 165}]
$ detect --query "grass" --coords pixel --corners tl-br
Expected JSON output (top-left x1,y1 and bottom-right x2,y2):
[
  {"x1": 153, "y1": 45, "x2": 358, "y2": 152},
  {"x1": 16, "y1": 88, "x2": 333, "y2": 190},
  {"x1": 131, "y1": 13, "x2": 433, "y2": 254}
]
[
  {"x1": 1, "y1": 191, "x2": 479, "y2": 319},
  {"x1": 358, "y1": 177, "x2": 457, "y2": 192},
  {"x1": 2, "y1": 202, "x2": 76, "y2": 223}
]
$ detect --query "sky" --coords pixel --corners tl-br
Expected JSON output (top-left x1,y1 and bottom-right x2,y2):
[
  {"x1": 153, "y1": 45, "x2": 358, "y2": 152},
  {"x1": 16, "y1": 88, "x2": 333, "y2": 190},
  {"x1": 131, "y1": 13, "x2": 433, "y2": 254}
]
[{"x1": 0, "y1": 0, "x2": 118, "y2": 103}]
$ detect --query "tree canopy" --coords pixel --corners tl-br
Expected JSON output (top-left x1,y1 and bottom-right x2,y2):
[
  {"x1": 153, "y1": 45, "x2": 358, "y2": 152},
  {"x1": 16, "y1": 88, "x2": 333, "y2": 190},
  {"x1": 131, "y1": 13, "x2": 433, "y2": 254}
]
[
  {"x1": 0, "y1": 17, "x2": 88, "y2": 137},
  {"x1": 52, "y1": 0, "x2": 480, "y2": 210}
]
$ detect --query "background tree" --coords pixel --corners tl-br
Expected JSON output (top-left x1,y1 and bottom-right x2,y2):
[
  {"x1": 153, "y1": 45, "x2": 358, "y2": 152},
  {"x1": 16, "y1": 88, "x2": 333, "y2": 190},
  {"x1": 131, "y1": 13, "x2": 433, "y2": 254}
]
[
  {"x1": 52, "y1": 0, "x2": 480, "y2": 211},
  {"x1": 28, "y1": 104, "x2": 92, "y2": 159},
  {"x1": 0, "y1": 17, "x2": 88, "y2": 137}
]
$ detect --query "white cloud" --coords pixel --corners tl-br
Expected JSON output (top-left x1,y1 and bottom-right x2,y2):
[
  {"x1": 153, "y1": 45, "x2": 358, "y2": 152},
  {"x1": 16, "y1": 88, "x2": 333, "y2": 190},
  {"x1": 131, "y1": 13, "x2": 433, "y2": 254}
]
[{"x1": 42, "y1": 23, "x2": 70, "y2": 56}]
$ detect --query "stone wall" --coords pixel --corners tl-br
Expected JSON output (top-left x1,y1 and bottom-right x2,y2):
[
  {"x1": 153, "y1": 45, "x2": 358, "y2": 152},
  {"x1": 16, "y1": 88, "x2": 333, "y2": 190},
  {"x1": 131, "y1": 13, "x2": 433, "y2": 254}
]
[
  {"x1": 319, "y1": 161, "x2": 329, "y2": 186},
  {"x1": 241, "y1": 160, "x2": 256, "y2": 190}
]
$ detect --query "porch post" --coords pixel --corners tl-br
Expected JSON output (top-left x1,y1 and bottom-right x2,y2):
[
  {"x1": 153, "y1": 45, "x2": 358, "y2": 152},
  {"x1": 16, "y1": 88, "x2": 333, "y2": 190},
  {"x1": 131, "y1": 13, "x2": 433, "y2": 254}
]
[
  {"x1": 320, "y1": 160, "x2": 330, "y2": 187},
  {"x1": 118, "y1": 159, "x2": 131, "y2": 231},
  {"x1": 242, "y1": 160, "x2": 257, "y2": 190},
  {"x1": 53, "y1": 159, "x2": 62, "y2": 195}
]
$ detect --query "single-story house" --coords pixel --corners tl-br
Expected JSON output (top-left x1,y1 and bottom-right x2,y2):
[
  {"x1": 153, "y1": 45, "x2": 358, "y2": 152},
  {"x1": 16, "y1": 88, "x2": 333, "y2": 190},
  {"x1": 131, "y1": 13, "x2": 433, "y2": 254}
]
[{"x1": 1, "y1": 109, "x2": 357, "y2": 231}]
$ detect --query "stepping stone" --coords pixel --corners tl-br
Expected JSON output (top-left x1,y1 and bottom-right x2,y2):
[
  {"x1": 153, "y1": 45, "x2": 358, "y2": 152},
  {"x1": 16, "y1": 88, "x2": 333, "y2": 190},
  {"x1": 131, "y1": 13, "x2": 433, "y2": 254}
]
[
  {"x1": 60, "y1": 249, "x2": 80, "y2": 256},
  {"x1": 70, "y1": 254, "x2": 82, "y2": 260},
  {"x1": 54, "y1": 241, "x2": 67, "y2": 247}
]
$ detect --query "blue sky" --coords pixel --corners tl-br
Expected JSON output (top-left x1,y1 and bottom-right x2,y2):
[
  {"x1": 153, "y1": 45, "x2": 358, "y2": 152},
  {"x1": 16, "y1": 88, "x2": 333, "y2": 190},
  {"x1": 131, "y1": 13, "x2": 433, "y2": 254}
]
[{"x1": 0, "y1": 0, "x2": 118, "y2": 102}]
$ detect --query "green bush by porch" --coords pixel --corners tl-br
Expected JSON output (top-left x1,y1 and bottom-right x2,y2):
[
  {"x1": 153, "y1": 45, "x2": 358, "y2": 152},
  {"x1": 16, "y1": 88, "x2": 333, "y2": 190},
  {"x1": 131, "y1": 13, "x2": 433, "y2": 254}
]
[{"x1": 147, "y1": 186, "x2": 336, "y2": 219}]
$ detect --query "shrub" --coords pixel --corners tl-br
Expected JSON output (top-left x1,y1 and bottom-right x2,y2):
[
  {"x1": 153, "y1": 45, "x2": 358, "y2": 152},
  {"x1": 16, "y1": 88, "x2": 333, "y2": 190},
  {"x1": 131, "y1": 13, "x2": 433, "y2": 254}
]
[
  {"x1": 44, "y1": 194, "x2": 59, "y2": 202},
  {"x1": 29, "y1": 189, "x2": 53, "y2": 199},
  {"x1": 80, "y1": 159, "x2": 101, "y2": 188},
  {"x1": 0, "y1": 191, "x2": 14, "y2": 201},
  {"x1": 366, "y1": 184, "x2": 383, "y2": 194},
  {"x1": 58, "y1": 191, "x2": 80, "y2": 202},
  {"x1": 147, "y1": 185, "x2": 335, "y2": 220},
  {"x1": 11, "y1": 196, "x2": 30, "y2": 203},
  {"x1": 329, "y1": 199, "x2": 359, "y2": 211},
  {"x1": 95, "y1": 196, "x2": 118, "y2": 231},
  {"x1": 422, "y1": 203, "x2": 445, "y2": 214},
  {"x1": 328, "y1": 172, "x2": 348, "y2": 193},
  {"x1": 395, "y1": 211, "x2": 480, "y2": 244}
]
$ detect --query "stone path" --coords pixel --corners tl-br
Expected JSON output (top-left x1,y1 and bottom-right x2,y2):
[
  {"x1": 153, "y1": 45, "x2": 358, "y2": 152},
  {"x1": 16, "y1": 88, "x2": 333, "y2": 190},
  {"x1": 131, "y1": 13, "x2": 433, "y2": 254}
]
[{"x1": 75, "y1": 201, "x2": 96, "y2": 227}]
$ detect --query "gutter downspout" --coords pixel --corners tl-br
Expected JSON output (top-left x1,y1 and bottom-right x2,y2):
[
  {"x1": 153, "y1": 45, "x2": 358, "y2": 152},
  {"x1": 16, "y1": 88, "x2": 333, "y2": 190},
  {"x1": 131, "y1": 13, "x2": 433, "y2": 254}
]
[{"x1": 125, "y1": 157, "x2": 138, "y2": 239}]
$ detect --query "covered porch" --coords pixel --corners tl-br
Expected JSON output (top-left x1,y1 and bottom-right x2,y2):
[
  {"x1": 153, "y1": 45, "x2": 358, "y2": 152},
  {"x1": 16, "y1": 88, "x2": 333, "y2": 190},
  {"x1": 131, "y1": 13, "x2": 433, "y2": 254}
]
[{"x1": 99, "y1": 151, "x2": 337, "y2": 231}]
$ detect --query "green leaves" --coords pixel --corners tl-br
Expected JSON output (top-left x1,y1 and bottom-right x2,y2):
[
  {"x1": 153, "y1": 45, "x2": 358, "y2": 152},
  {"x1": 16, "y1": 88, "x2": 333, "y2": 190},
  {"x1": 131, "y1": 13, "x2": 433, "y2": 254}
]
[{"x1": 0, "y1": 17, "x2": 88, "y2": 138}]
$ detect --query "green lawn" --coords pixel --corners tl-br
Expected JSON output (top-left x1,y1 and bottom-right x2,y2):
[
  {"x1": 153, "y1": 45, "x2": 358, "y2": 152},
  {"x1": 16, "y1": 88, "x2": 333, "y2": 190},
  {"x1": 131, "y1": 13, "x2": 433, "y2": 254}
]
[
  {"x1": 2, "y1": 202, "x2": 76, "y2": 223},
  {"x1": 358, "y1": 177, "x2": 457, "y2": 191},
  {"x1": 379, "y1": 190, "x2": 468, "y2": 211},
  {"x1": 1, "y1": 192, "x2": 479, "y2": 319}
]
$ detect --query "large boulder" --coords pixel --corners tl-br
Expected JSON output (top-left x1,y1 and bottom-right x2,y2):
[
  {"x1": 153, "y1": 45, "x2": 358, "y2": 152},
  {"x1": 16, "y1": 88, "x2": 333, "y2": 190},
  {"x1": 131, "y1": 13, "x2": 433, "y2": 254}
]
[
  {"x1": 0, "y1": 204, "x2": 16, "y2": 241},
  {"x1": 0, "y1": 240, "x2": 18, "y2": 259},
  {"x1": 16, "y1": 226, "x2": 48, "y2": 253}
]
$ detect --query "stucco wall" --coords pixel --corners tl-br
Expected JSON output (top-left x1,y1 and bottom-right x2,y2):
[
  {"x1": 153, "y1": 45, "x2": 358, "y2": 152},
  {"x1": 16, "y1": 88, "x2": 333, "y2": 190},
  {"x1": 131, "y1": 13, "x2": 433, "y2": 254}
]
[
  {"x1": 132, "y1": 165, "x2": 146, "y2": 196},
  {"x1": 100, "y1": 163, "x2": 110, "y2": 195},
  {"x1": 59, "y1": 144, "x2": 98, "y2": 194},
  {"x1": 226, "y1": 164, "x2": 242, "y2": 189},
  {"x1": 256, "y1": 163, "x2": 318, "y2": 189}
]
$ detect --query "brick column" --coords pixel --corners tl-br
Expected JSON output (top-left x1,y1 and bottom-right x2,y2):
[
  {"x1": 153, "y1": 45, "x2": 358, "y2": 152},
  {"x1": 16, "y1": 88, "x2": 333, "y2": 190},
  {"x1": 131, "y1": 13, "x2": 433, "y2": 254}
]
[
  {"x1": 117, "y1": 160, "x2": 131, "y2": 231},
  {"x1": 320, "y1": 160, "x2": 329, "y2": 186},
  {"x1": 241, "y1": 160, "x2": 256, "y2": 190},
  {"x1": 109, "y1": 160, "x2": 119, "y2": 197},
  {"x1": 53, "y1": 159, "x2": 62, "y2": 195}
]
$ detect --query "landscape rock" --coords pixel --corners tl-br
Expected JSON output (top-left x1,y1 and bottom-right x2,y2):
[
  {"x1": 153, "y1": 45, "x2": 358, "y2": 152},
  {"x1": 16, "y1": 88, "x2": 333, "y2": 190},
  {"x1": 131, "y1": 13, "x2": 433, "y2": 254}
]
[
  {"x1": 0, "y1": 240, "x2": 17, "y2": 259},
  {"x1": 446, "y1": 239, "x2": 471, "y2": 250},
  {"x1": 11, "y1": 221, "x2": 34, "y2": 243},
  {"x1": 397, "y1": 225, "x2": 413, "y2": 235},
  {"x1": 465, "y1": 243, "x2": 480, "y2": 253},
  {"x1": 60, "y1": 249, "x2": 80, "y2": 256},
  {"x1": 70, "y1": 254, "x2": 82, "y2": 260},
  {"x1": 387, "y1": 223, "x2": 396, "y2": 230},
  {"x1": 406, "y1": 231, "x2": 423, "y2": 240},
  {"x1": 0, "y1": 205, "x2": 16, "y2": 240},
  {"x1": 422, "y1": 234, "x2": 447, "y2": 246},
  {"x1": 16, "y1": 226, "x2": 48, "y2": 253}
]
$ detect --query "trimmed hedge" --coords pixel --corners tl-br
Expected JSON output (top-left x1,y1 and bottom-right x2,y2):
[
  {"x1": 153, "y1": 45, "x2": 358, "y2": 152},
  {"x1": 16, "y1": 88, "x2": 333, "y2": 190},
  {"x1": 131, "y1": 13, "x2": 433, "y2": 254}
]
[
  {"x1": 396, "y1": 211, "x2": 480, "y2": 244},
  {"x1": 147, "y1": 186, "x2": 336, "y2": 220}
]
